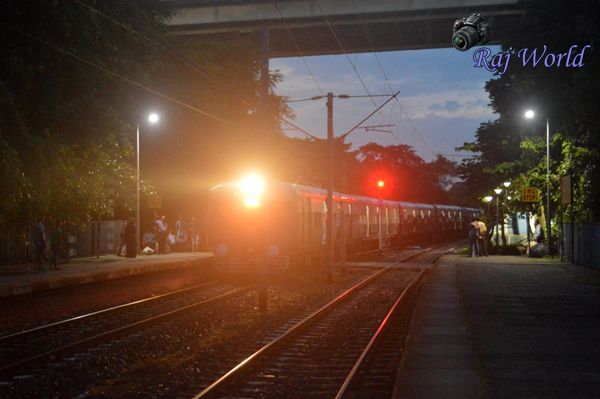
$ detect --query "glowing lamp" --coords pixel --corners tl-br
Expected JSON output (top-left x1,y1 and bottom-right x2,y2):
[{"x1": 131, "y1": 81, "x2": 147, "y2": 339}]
[
  {"x1": 377, "y1": 180, "x2": 385, "y2": 188},
  {"x1": 483, "y1": 196, "x2": 493, "y2": 203},
  {"x1": 239, "y1": 174, "x2": 265, "y2": 196},
  {"x1": 244, "y1": 196, "x2": 260, "y2": 208},
  {"x1": 148, "y1": 113, "x2": 160, "y2": 124},
  {"x1": 524, "y1": 109, "x2": 535, "y2": 119},
  {"x1": 503, "y1": 181, "x2": 511, "y2": 188},
  {"x1": 494, "y1": 188, "x2": 502, "y2": 195}
]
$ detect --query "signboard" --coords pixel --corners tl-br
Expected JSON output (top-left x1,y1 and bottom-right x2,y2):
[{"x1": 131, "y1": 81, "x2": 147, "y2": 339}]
[
  {"x1": 521, "y1": 186, "x2": 539, "y2": 203},
  {"x1": 560, "y1": 175, "x2": 572, "y2": 205},
  {"x1": 147, "y1": 193, "x2": 162, "y2": 209}
]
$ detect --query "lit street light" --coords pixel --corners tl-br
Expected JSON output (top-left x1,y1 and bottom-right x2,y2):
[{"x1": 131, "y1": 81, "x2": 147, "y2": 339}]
[
  {"x1": 494, "y1": 188, "x2": 502, "y2": 246},
  {"x1": 137, "y1": 112, "x2": 160, "y2": 253},
  {"x1": 501, "y1": 181, "x2": 511, "y2": 244},
  {"x1": 525, "y1": 109, "x2": 552, "y2": 256},
  {"x1": 483, "y1": 195, "x2": 493, "y2": 230}
]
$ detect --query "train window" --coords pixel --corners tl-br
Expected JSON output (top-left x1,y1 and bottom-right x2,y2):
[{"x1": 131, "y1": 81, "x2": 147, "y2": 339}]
[
  {"x1": 365, "y1": 205, "x2": 370, "y2": 237},
  {"x1": 385, "y1": 208, "x2": 389, "y2": 234},
  {"x1": 321, "y1": 201, "x2": 327, "y2": 244},
  {"x1": 303, "y1": 198, "x2": 311, "y2": 246}
]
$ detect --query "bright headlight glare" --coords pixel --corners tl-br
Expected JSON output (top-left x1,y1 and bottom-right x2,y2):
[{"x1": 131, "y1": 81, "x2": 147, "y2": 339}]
[
  {"x1": 239, "y1": 174, "x2": 265, "y2": 196},
  {"x1": 244, "y1": 196, "x2": 260, "y2": 208}
]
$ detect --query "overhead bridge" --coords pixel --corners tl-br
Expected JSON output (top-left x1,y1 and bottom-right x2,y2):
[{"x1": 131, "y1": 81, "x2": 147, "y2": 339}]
[{"x1": 163, "y1": 0, "x2": 526, "y2": 57}]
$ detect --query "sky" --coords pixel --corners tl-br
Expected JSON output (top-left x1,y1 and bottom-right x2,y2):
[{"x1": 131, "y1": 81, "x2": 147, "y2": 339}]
[{"x1": 271, "y1": 45, "x2": 501, "y2": 162}]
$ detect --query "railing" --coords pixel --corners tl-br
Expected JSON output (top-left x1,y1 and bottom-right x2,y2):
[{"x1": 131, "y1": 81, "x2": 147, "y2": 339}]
[
  {"x1": 561, "y1": 223, "x2": 600, "y2": 270},
  {"x1": 0, "y1": 220, "x2": 125, "y2": 266}
]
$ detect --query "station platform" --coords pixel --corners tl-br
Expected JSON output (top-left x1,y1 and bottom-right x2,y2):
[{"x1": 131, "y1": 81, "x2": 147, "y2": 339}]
[
  {"x1": 393, "y1": 254, "x2": 600, "y2": 398},
  {"x1": 0, "y1": 252, "x2": 213, "y2": 298}
]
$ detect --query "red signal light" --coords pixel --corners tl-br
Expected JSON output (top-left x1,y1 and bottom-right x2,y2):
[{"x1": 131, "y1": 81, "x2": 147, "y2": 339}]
[{"x1": 377, "y1": 180, "x2": 385, "y2": 189}]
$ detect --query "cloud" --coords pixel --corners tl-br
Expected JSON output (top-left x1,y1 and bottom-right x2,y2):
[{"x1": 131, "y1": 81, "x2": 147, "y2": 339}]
[
  {"x1": 430, "y1": 100, "x2": 461, "y2": 112},
  {"x1": 270, "y1": 48, "x2": 499, "y2": 161}
]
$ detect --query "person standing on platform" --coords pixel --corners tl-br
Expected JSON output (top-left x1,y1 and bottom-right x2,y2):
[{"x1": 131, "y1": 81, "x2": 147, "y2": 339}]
[
  {"x1": 117, "y1": 222, "x2": 126, "y2": 256},
  {"x1": 33, "y1": 217, "x2": 46, "y2": 270},
  {"x1": 477, "y1": 217, "x2": 488, "y2": 256},
  {"x1": 124, "y1": 218, "x2": 137, "y2": 258},
  {"x1": 190, "y1": 216, "x2": 200, "y2": 252},
  {"x1": 468, "y1": 219, "x2": 480, "y2": 257},
  {"x1": 175, "y1": 214, "x2": 186, "y2": 251},
  {"x1": 534, "y1": 218, "x2": 544, "y2": 244},
  {"x1": 154, "y1": 213, "x2": 167, "y2": 254}
]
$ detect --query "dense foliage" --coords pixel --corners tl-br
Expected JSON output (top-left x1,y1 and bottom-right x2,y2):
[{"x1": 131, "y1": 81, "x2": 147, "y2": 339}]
[
  {"x1": 0, "y1": 1, "x2": 459, "y2": 228},
  {"x1": 457, "y1": 0, "x2": 600, "y2": 223},
  {"x1": 0, "y1": 1, "x2": 168, "y2": 224}
]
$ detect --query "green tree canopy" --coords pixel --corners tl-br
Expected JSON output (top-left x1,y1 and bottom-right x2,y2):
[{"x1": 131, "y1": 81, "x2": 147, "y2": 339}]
[{"x1": 458, "y1": 0, "x2": 600, "y2": 221}]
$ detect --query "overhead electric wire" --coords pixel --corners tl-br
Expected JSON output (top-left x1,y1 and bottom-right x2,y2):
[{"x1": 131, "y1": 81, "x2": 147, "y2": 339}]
[
  {"x1": 73, "y1": 0, "x2": 245, "y2": 101},
  {"x1": 360, "y1": 24, "x2": 438, "y2": 158},
  {"x1": 280, "y1": 119, "x2": 320, "y2": 140},
  {"x1": 0, "y1": 22, "x2": 229, "y2": 124},
  {"x1": 339, "y1": 90, "x2": 400, "y2": 141},
  {"x1": 271, "y1": 1, "x2": 324, "y2": 96},
  {"x1": 73, "y1": 0, "x2": 318, "y2": 140},
  {"x1": 314, "y1": 0, "x2": 389, "y2": 126}
]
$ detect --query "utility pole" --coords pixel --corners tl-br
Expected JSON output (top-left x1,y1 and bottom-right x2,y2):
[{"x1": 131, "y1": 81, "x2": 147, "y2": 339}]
[
  {"x1": 326, "y1": 92, "x2": 334, "y2": 283},
  {"x1": 283, "y1": 91, "x2": 398, "y2": 282},
  {"x1": 339, "y1": 160, "x2": 347, "y2": 275},
  {"x1": 258, "y1": 26, "x2": 269, "y2": 313}
]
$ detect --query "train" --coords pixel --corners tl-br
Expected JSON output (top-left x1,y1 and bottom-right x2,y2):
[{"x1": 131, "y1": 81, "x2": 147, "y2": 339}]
[{"x1": 207, "y1": 177, "x2": 480, "y2": 273}]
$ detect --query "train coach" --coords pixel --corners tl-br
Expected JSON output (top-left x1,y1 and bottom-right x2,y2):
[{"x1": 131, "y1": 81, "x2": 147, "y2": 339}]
[{"x1": 207, "y1": 177, "x2": 480, "y2": 273}]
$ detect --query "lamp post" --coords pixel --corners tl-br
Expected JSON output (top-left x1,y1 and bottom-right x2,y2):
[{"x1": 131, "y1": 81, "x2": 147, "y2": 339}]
[
  {"x1": 501, "y1": 181, "x2": 511, "y2": 245},
  {"x1": 483, "y1": 195, "x2": 493, "y2": 247},
  {"x1": 494, "y1": 188, "x2": 502, "y2": 246},
  {"x1": 524, "y1": 109, "x2": 552, "y2": 256},
  {"x1": 483, "y1": 196, "x2": 493, "y2": 224},
  {"x1": 136, "y1": 113, "x2": 160, "y2": 253}
]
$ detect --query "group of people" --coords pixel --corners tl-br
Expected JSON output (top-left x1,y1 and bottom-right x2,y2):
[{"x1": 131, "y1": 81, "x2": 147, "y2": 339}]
[
  {"x1": 137, "y1": 213, "x2": 200, "y2": 255},
  {"x1": 468, "y1": 217, "x2": 488, "y2": 257}
]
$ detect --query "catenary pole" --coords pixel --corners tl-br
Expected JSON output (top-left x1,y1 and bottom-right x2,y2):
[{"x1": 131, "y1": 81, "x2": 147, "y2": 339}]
[{"x1": 326, "y1": 92, "x2": 334, "y2": 283}]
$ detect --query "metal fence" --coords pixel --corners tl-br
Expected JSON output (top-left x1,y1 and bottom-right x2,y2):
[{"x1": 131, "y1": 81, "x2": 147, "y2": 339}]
[
  {"x1": 561, "y1": 223, "x2": 600, "y2": 270},
  {"x1": 0, "y1": 220, "x2": 125, "y2": 265}
]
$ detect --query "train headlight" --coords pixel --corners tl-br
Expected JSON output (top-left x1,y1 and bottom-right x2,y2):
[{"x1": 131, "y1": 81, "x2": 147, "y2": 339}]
[
  {"x1": 239, "y1": 174, "x2": 265, "y2": 208},
  {"x1": 267, "y1": 245, "x2": 280, "y2": 258},
  {"x1": 244, "y1": 196, "x2": 260, "y2": 208},
  {"x1": 239, "y1": 174, "x2": 265, "y2": 196},
  {"x1": 215, "y1": 243, "x2": 229, "y2": 257}
]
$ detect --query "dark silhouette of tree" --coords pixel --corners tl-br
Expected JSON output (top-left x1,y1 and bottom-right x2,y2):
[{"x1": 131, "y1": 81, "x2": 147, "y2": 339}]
[{"x1": 457, "y1": 0, "x2": 600, "y2": 221}]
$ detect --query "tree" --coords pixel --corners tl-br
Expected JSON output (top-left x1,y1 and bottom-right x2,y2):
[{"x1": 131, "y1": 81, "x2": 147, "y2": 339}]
[
  {"x1": 458, "y1": 0, "x2": 600, "y2": 221},
  {"x1": 0, "y1": 1, "x2": 170, "y2": 223},
  {"x1": 348, "y1": 143, "x2": 457, "y2": 203}
]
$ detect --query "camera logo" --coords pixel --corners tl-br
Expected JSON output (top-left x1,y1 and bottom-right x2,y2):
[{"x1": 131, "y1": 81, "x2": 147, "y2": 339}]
[
  {"x1": 452, "y1": 13, "x2": 592, "y2": 73},
  {"x1": 453, "y1": 13, "x2": 491, "y2": 51}
]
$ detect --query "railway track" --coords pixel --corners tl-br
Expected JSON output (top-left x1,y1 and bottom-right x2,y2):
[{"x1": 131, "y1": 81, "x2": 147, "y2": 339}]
[
  {"x1": 0, "y1": 280, "x2": 254, "y2": 378},
  {"x1": 188, "y1": 262, "x2": 428, "y2": 398}
]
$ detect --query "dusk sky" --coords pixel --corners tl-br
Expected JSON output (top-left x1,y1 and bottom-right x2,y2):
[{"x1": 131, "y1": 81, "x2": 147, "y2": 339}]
[{"x1": 271, "y1": 45, "x2": 501, "y2": 162}]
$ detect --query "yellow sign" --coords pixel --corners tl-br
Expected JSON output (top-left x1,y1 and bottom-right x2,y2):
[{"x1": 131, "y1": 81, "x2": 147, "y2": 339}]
[
  {"x1": 521, "y1": 187, "x2": 539, "y2": 203},
  {"x1": 147, "y1": 193, "x2": 162, "y2": 209}
]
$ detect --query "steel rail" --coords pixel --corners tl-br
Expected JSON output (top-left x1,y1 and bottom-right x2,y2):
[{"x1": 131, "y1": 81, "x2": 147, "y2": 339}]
[
  {"x1": 0, "y1": 284, "x2": 255, "y2": 376},
  {"x1": 192, "y1": 267, "x2": 389, "y2": 399},
  {"x1": 334, "y1": 267, "x2": 427, "y2": 398},
  {"x1": 0, "y1": 280, "x2": 220, "y2": 342}
]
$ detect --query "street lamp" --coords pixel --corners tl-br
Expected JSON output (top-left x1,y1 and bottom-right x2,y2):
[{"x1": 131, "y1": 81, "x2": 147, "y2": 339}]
[
  {"x1": 137, "y1": 112, "x2": 160, "y2": 253},
  {"x1": 524, "y1": 109, "x2": 552, "y2": 256},
  {"x1": 483, "y1": 195, "x2": 493, "y2": 227},
  {"x1": 494, "y1": 188, "x2": 502, "y2": 246}
]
